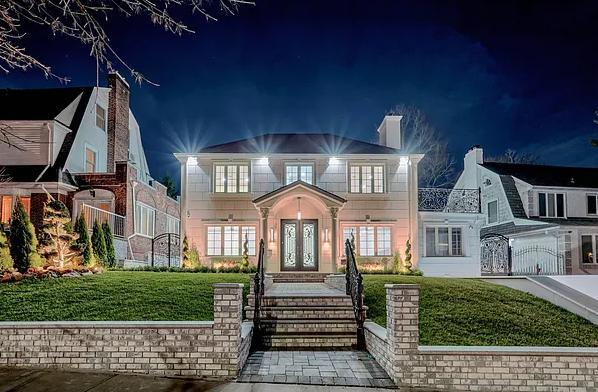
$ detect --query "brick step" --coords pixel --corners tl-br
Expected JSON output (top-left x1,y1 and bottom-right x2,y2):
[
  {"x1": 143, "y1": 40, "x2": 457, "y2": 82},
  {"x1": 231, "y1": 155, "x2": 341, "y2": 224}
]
[
  {"x1": 247, "y1": 306, "x2": 357, "y2": 320},
  {"x1": 260, "y1": 319, "x2": 357, "y2": 334},
  {"x1": 269, "y1": 273, "x2": 330, "y2": 283},
  {"x1": 261, "y1": 295, "x2": 353, "y2": 307},
  {"x1": 260, "y1": 333, "x2": 357, "y2": 349}
]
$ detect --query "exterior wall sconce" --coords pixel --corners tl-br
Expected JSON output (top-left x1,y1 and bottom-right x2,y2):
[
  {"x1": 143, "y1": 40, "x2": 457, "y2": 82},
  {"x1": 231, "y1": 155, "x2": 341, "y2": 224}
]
[
  {"x1": 324, "y1": 228, "x2": 329, "y2": 242},
  {"x1": 297, "y1": 197, "x2": 302, "y2": 221},
  {"x1": 365, "y1": 214, "x2": 371, "y2": 224},
  {"x1": 269, "y1": 227, "x2": 275, "y2": 243}
]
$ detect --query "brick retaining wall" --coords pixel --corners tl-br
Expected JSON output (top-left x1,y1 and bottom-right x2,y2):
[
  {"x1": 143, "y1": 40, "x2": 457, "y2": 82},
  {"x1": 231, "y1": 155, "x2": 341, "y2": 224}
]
[
  {"x1": 0, "y1": 283, "x2": 251, "y2": 380},
  {"x1": 365, "y1": 284, "x2": 598, "y2": 391}
]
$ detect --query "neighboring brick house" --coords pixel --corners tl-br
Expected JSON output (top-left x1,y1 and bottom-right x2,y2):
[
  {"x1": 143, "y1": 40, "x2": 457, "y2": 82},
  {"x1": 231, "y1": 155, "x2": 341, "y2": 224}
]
[{"x1": 0, "y1": 73, "x2": 180, "y2": 264}]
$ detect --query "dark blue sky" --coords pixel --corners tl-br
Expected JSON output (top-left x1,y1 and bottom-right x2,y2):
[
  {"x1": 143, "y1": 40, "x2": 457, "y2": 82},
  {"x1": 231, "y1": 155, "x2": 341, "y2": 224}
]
[{"x1": 2, "y1": 0, "x2": 597, "y2": 180}]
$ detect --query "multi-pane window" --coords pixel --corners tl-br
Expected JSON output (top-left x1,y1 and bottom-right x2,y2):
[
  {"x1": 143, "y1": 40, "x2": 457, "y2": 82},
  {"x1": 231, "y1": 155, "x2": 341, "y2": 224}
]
[
  {"x1": 206, "y1": 225, "x2": 257, "y2": 256},
  {"x1": 587, "y1": 195, "x2": 597, "y2": 215},
  {"x1": 581, "y1": 235, "x2": 596, "y2": 264},
  {"x1": 214, "y1": 164, "x2": 249, "y2": 193},
  {"x1": 538, "y1": 192, "x2": 565, "y2": 218},
  {"x1": 85, "y1": 147, "x2": 96, "y2": 173},
  {"x1": 349, "y1": 164, "x2": 384, "y2": 194},
  {"x1": 487, "y1": 200, "x2": 498, "y2": 224},
  {"x1": 134, "y1": 202, "x2": 155, "y2": 237},
  {"x1": 285, "y1": 164, "x2": 314, "y2": 185},
  {"x1": 96, "y1": 104, "x2": 106, "y2": 131},
  {"x1": 166, "y1": 215, "x2": 180, "y2": 234},
  {"x1": 425, "y1": 227, "x2": 463, "y2": 257},
  {"x1": 343, "y1": 225, "x2": 392, "y2": 257}
]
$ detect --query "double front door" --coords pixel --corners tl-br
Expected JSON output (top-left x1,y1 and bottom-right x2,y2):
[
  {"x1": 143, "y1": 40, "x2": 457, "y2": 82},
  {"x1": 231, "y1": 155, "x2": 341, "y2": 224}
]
[{"x1": 281, "y1": 219, "x2": 318, "y2": 271}]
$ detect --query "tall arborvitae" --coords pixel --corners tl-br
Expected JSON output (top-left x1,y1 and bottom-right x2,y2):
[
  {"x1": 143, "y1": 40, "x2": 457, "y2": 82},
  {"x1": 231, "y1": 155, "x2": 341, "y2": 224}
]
[
  {"x1": 91, "y1": 219, "x2": 107, "y2": 265},
  {"x1": 39, "y1": 200, "x2": 79, "y2": 268},
  {"x1": 74, "y1": 214, "x2": 94, "y2": 265},
  {"x1": 0, "y1": 226, "x2": 13, "y2": 272},
  {"x1": 102, "y1": 222, "x2": 117, "y2": 267},
  {"x1": 9, "y1": 198, "x2": 40, "y2": 272}
]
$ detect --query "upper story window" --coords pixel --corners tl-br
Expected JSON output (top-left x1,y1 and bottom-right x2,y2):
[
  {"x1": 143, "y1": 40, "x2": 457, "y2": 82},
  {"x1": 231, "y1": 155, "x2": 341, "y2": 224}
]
[
  {"x1": 214, "y1": 163, "x2": 249, "y2": 193},
  {"x1": 206, "y1": 225, "x2": 257, "y2": 256},
  {"x1": 166, "y1": 215, "x2": 180, "y2": 235},
  {"x1": 342, "y1": 226, "x2": 392, "y2": 257},
  {"x1": 134, "y1": 202, "x2": 155, "y2": 237},
  {"x1": 538, "y1": 192, "x2": 565, "y2": 218},
  {"x1": 96, "y1": 104, "x2": 106, "y2": 131},
  {"x1": 285, "y1": 163, "x2": 314, "y2": 185},
  {"x1": 425, "y1": 227, "x2": 463, "y2": 257},
  {"x1": 349, "y1": 164, "x2": 384, "y2": 194},
  {"x1": 587, "y1": 194, "x2": 597, "y2": 215},
  {"x1": 487, "y1": 200, "x2": 498, "y2": 224},
  {"x1": 85, "y1": 147, "x2": 97, "y2": 173}
]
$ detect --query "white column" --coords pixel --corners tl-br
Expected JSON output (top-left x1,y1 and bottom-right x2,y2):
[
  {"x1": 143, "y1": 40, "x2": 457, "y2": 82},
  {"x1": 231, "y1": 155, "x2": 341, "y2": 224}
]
[
  {"x1": 179, "y1": 156, "x2": 189, "y2": 264},
  {"x1": 330, "y1": 207, "x2": 339, "y2": 273},
  {"x1": 260, "y1": 207, "x2": 269, "y2": 269}
]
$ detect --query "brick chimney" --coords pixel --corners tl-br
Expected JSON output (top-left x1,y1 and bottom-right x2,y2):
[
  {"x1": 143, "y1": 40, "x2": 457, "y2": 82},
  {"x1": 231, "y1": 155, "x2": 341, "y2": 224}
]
[{"x1": 107, "y1": 72, "x2": 130, "y2": 173}]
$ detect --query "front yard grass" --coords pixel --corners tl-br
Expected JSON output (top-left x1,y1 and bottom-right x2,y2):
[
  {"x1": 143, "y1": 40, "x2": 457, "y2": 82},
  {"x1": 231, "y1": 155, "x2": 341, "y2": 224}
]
[
  {"x1": 0, "y1": 271, "x2": 250, "y2": 321},
  {"x1": 364, "y1": 275, "x2": 598, "y2": 347}
]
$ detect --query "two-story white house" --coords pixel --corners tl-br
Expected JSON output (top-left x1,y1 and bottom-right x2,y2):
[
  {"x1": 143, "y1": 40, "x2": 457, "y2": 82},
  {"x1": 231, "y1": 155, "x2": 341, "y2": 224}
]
[
  {"x1": 455, "y1": 146, "x2": 598, "y2": 275},
  {"x1": 176, "y1": 116, "x2": 484, "y2": 275}
]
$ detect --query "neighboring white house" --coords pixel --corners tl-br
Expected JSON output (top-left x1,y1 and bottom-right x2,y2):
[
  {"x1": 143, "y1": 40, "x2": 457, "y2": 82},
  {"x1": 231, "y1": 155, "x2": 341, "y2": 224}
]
[{"x1": 454, "y1": 146, "x2": 598, "y2": 275}]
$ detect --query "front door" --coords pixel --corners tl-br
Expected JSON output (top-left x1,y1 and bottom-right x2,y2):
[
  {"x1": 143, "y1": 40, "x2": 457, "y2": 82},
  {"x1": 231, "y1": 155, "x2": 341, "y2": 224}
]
[{"x1": 281, "y1": 219, "x2": 318, "y2": 271}]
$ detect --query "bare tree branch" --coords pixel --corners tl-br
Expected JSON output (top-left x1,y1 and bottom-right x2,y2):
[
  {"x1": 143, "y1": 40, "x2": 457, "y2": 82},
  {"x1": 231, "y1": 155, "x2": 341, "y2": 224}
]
[
  {"x1": 486, "y1": 148, "x2": 538, "y2": 164},
  {"x1": 0, "y1": 0, "x2": 253, "y2": 85},
  {"x1": 389, "y1": 104, "x2": 455, "y2": 187}
]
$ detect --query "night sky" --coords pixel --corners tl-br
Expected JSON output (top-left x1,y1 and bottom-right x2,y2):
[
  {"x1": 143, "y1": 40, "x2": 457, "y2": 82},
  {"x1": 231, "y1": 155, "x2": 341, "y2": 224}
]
[{"x1": 2, "y1": 0, "x2": 597, "y2": 182}]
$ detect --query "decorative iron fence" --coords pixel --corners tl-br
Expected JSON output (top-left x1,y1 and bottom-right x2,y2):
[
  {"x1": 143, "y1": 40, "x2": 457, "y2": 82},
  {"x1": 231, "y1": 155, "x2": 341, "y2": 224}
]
[
  {"x1": 345, "y1": 238, "x2": 365, "y2": 349},
  {"x1": 252, "y1": 239, "x2": 266, "y2": 349},
  {"x1": 151, "y1": 232, "x2": 180, "y2": 267},
  {"x1": 418, "y1": 188, "x2": 481, "y2": 213},
  {"x1": 511, "y1": 245, "x2": 565, "y2": 276},
  {"x1": 80, "y1": 203, "x2": 125, "y2": 238}
]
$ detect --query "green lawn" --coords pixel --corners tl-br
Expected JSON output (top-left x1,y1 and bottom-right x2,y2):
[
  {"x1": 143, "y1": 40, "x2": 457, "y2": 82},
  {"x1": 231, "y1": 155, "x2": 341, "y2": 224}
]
[
  {"x1": 0, "y1": 272, "x2": 250, "y2": 321},
  {"x1": 364, "y1": 275, "x2": 598, "y2": 347},
  {"x1": 1, "y1": 272, "x2": 597, "y2": 347}
]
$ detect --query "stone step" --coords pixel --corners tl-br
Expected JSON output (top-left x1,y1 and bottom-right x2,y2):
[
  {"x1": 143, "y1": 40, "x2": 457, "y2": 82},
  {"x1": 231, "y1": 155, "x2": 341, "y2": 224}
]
[
  {"x1": 260, "y1": 333, "x2": 357, "y2": 349},
  {"x1": 260, "y1": 319, "x2": 357, "y2": 334},
  {"x1": 269, "y1": 273, "x2": 330, "y2": 283},
  {"x1": 247, "y1": 305, "x2": 357, "y2": 320},
  {"x1": 261, "y1": 295, "x2": 353, "y2": 307}
]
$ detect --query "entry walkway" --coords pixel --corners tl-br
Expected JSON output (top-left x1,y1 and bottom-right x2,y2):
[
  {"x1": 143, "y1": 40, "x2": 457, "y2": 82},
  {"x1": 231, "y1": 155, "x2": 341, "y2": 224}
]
[
  {"x1": 238, "y1": 351, "x2": 395, "y2": 388},
  {"x1": 265, "y1": 282, "x2": 346, "y2": 297}
]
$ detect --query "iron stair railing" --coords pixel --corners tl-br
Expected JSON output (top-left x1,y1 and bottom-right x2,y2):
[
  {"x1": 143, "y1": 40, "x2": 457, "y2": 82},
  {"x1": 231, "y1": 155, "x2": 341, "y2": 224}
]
[
  {"x1": 252, "y1": 239, "x2": 265, "y2": 349},
  {"x1": 345, "y1": 239, "x2": 365, "y2": 349}
]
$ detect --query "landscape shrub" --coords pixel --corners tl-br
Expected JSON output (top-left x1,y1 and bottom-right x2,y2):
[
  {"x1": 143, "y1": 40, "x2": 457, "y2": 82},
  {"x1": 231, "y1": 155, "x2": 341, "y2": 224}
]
[
  {"x1": 39, "y1": 200, "x2": 79, "y2": 268},
  {"x1": 9, "y1": 199, "x2": 41, "y2": 272},
  {"x1": 0, "y1": 227, "x2": 13, "y2": 272},
  {"x1": 110, "y1": 265, "x2": 257, "y2": 273},
  {"x1": 74, "y1": 214, "x2": 95, "y2": 266},
  {"x1": 91, "y1": 220, "x2": 107, "y2": 265},
  {"x1": 102, "y1": 222, "x2": 117, "y2": 268}
]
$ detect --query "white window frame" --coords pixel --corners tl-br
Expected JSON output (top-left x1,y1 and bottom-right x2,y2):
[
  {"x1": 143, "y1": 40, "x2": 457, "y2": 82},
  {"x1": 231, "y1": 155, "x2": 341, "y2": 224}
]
[
  {"x1": 424, "y1": 226, "x2": 464, "y2": 257},
  {"x1": 284, "y1": 162, "x2": 315, "y2": 185},
  {"x1": 206, "y1": 225, "x2": 257, "y2": 256},
  {"x1": 84, "y1": 145, "x2": 97, "y2": 173},
  {"x1": 487, "y1": 199, "x2": 498, "y2": 225},
  {"x1": 538, "y1": 191, "x2": 566, "y2": 218},
  {"x1": 95, "y1": 104, "x2": 107, "y2": 131},
  {"x1": 586, "y1": 194, "x2": 598, "y2": 216},
  {"x1": 213, "y1": 163, "x2": 250, "y2": 193},
  {"x1": 348, "y1": 163, "x2": 385, "y2": 194},
  {"x1": 134, "y1": 202, "x2": 155, "y2": 238},
  {"x1": 341, "y1": 225, "x2": 392, "y2": 257},
  {"x1": 580, "y1": 234, "x2": 597, "y2": 264},
  {"x1": 166, "y1": 214, "x2": 180, "y2": 235}
]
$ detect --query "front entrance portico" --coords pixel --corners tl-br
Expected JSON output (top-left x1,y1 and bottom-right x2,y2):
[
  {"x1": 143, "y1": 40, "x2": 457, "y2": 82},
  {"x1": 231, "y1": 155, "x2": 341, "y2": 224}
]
[{"x1": 253, "y1": 181, "x2": 346, "y2": 273}]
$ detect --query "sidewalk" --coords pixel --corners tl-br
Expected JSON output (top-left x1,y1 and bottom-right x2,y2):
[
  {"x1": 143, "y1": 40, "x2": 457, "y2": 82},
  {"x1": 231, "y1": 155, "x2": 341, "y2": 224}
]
[{"x1": 0, "y1": 368, "x2": 399, "y2": 392}]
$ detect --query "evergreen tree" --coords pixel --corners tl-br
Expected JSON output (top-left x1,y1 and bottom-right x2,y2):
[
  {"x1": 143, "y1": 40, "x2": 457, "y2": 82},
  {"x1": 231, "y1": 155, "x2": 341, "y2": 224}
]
[
  {"x1": 404, "y1": 239, "x2": 412, "y2": 270},
  {"x1": 39, "y1": 200, "x2": 78, "y2": 268},
  {"x1": 158, "y1": 174, "x2": 178, "y2": 198},
  {"x1": 102, "y1": 222, "x2": 117, "y2": 267},
  {"x1": 91, "y1": 220, "x2": 108, "y2": 265},
  {"x1": 74, "y1": 214, "x2": 94, "y2": 266},
  {"x1": 0, "y1": 226, "x2": 13, "y2": 272},
  {"x1": 182, "y1": 235, "x2": 190, "y2": 265},
  {"x1": 9, "y1": 198, "x2": 40, "y2": 272},
  {"x1": 240, "y1": 234, "x2": 249, "y2": 271}
]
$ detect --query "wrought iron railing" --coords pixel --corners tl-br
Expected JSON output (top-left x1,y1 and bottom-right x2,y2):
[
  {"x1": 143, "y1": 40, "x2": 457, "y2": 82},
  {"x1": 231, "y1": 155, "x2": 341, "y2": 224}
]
[
  {"x1": 345, "y1": 239, "x2": 365, "y2": 349},
  {"x1": 418, "y1": 188, "x2": 481, "y2": 213},
  {"x1": 252, "y1": 239, "x2": 265, "y2": 348},
  {"x1": 511, "y1": 245, "x2": 565, "y2": 276},
  {"x1": 80, "y1": 203, "x2": 125, "y2": 238}
]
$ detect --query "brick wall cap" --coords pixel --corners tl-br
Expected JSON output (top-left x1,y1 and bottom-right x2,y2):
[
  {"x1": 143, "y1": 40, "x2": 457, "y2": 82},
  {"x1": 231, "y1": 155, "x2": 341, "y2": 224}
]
[
  {"x1": 0, "y1": 321, "x2": 214, "y2": 329},
  {"x1": 384, "y1": 284, "x2": 420, "y2": 289},
  {"x1": 419, "y1": 345, "x2": 598, "y2": 356},
  {"x1": 213, "y1": 283, "x2": 244, "y2": 288},
  {"x1": 365, "y1": 321, "x2": 388, "y2": 341}
]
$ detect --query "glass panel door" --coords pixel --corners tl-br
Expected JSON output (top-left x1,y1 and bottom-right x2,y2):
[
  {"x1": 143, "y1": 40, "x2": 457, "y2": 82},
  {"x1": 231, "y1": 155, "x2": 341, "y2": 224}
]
[
  {"x1": 302, "y1": 222, "x2": 316, "y2": 268},
  {"x1": 281, "y1": 219, "x2": 318, "y2": 271},
  {"x1": 282, "y1": 221, "x2": 297, "y2": 269}
]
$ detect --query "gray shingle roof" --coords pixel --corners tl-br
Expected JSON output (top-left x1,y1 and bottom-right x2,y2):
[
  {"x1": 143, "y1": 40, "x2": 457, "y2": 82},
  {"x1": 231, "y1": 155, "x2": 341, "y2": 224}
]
[
  {"x1": 499, "y1": 175, "x2": 528, "y2": 219},
  {"x1": 482, "y1": 161, "x2": 598, "y2": 189},
  {"x1": 480, "y1": 222, "x2": 557, "y2": 237},
  {"x1": 530, "y1": 217, "x2": 598, "y2": 227},
  {"x1": 198, "y1": 133, "x2": 401, "y2": 155}
]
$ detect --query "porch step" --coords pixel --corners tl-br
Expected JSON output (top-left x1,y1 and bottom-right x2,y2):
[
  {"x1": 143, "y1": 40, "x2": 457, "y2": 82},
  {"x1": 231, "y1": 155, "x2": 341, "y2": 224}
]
[
  {"x1": 248, "y1": 305, "x2": 357, "y2": 320},
  {"x1": 260, "y1": 319, "x2": 357, "y2": 334},
  {"x1": 269, "y1": 273, "x2": 330, "y2": 283},
  {"x1": 261, "y1": 295, "x2": 353, "y2": 307},
  {"x1": 261, "y1": 333, "x2": 358, "y2": 350}
]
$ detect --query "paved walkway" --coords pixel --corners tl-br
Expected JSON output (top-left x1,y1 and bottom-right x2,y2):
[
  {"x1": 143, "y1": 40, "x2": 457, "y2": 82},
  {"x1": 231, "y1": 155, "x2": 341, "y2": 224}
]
[
  {"x1": 0, "y1": 367, "x2": 398, "y2": 391},
  {"x1": 265, "y1": 283, "x2": 346, "y2": 297},
  {"x1": 238, "y1": 351, "x2": 395, "y2": 388}
]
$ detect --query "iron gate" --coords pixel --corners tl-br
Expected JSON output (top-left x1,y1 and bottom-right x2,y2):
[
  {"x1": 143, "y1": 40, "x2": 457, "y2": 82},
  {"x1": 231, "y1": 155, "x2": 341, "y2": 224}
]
[
  {"x1": 480, "y1": 233, "x2": 511, "y2": 275},
  {"x1": 151, "y1": 233, "x2": 180, "y2": 267},
  {"x1": 511, "y1": 245, "x2": 565, "y2": 275}
]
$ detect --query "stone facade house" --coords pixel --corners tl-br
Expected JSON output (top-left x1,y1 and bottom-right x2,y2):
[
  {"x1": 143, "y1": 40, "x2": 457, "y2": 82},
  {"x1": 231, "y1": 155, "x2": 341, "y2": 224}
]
[{"x1": 0, "y1": 73, "x2": 180, "y2": 264}]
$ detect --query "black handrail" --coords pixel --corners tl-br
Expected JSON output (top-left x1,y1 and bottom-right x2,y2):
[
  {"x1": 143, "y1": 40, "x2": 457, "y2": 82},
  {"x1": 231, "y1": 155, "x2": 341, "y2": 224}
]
[
  {"x1": 345, "y1": 239, "x2": 365, "y2": 349},
  {"x1": 252, "y1": 239, "x2": 265, "y2": 348}
]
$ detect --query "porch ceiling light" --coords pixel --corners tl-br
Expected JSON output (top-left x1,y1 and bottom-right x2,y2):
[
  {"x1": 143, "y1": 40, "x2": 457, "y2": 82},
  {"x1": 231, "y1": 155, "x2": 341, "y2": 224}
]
[{"x1": 297, "y1": 197, "x2": 302, "y2": 221}]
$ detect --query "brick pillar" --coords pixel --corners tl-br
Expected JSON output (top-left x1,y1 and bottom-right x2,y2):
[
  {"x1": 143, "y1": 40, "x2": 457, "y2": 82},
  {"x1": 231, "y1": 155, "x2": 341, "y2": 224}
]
[
  {"x1": 386, "y1": 284, "x2": 420, "y2": 386},
  {"x1": 213, "y1": 283, "x2": 244, "y2": 378}
]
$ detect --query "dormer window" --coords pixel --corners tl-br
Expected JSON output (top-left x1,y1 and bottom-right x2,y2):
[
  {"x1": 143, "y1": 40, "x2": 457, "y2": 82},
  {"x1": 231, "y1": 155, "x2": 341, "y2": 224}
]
[
  {"x1": 214, "y1": 163, "x2": 249, "y2": 193},
  {"x1": 95, "y1": 104, "x2": 106, "y2": 131},
  {"x1": 538, "y1": 192, "x2": 565, "y2": 218}
]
